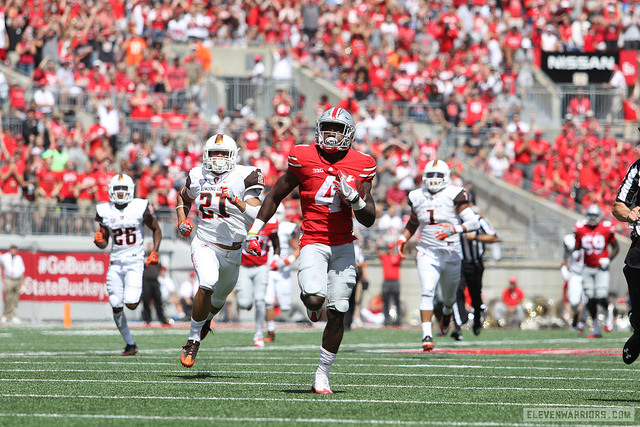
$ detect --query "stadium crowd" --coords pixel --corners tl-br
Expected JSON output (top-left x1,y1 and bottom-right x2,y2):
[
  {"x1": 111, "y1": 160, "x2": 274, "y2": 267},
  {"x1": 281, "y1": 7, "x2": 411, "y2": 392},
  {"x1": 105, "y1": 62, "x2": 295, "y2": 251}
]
[{"x1": 0, "y1": 0, "x2": 636, "y2": 241}]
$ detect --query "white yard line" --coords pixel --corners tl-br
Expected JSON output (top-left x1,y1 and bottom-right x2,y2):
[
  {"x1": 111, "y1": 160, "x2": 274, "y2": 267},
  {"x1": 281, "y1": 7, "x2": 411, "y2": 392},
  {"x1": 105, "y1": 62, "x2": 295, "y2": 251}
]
[{"x1": 0, "y1": 378, "x2": 637, "y2": 394}]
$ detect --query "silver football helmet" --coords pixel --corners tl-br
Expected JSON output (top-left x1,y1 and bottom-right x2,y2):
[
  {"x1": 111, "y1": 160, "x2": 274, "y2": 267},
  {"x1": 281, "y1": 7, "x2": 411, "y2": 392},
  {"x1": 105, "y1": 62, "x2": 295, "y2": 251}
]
[
  {"x1": 316, "y1": 107, "x2": 355, "y2": 153},
  {"x1": 585, "y1": 204, "x2": 602, "y2": 227},
  {"x1": 109, "y1": 173, "x2": 135, "y2": 205},
  {"x1": 203, "y1": 134, "x2": 239, "y2": 174},
  {"x1": 423, "y1": 160, "x2": 450, "y2": 193}
]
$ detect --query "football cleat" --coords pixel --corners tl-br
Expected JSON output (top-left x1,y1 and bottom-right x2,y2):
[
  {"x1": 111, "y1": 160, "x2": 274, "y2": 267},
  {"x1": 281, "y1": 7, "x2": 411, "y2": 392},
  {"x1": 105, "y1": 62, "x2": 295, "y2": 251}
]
[
  {"x1": 180, "y1": 340, "x2": 200, "y2": 368},
  {"x1": 473, "y1": 319, "x2": 482, "y2": 336},
  {"x1": 587, "y1": 333, "x2": 602, "y2": 339},
  {"x1": 254, "y1": 337, "x2": 265, "y2": 348},
  {"x1": 264, "y1": 331, "x2": 276, "y2": 342},
  {"x1": 623, "y1": 333, "x2": 640, "y2": 364},
  {"x1": 306, "y1": 306, "x2": 325, "y2": 323},
  {"x1": 605, "y1": 314, "x2": 615, "y2": 333},
  {"x1": 451, "y1": 328, "x2": 463, "y2": 341},
  {"x1": 311, "y1": 374, "x2": 333, "y2": 394},
  {"x1": 422, "y1": 336, "x2": 434, "y2": 352},
  {"x1": 576, "y1": 321, "x2": 585, "y2": 335},
  {"x1": 439, "y1": 313, "x2": 451, "y2": 336},
  {"x1": 121, "y1": 343, "x2": 138, "y2": 356},
  {"x1": 200, "y1": 318, "x2": 213, "y2": 341}
]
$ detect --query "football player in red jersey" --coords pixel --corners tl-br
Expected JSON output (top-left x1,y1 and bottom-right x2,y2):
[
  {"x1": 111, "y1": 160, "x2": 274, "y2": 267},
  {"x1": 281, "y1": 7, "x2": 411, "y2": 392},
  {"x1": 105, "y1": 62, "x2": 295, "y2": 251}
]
[
  {"x1": 246, "y1": 107, "x2": 377, "y2": 394},
  {"x1": 574, "y1": 204, "x2": 619, "y2": 338}
]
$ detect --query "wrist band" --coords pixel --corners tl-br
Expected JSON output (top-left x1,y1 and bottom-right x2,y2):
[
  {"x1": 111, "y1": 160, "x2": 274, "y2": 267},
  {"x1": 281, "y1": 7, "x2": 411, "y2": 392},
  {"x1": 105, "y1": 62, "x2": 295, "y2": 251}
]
[
  {"x1": 248, "y1": 218, "x2": 265, "y2": 235},
  {"x1": 351, "y1": 197, "x2": 366, "y2": 211},
  {"x1": 398, "y1": 235, "x2": 407, "y2": 243},
  {"x1": 175, "y1": 205, "x2": 187, "y2": 210}
]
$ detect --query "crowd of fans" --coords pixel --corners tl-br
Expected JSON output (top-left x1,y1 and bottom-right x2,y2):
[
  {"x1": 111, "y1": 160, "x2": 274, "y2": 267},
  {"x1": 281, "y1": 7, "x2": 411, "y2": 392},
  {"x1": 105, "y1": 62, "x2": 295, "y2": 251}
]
[{"x1": 0, "y1": 0, "x2": 636, "y2": 240}]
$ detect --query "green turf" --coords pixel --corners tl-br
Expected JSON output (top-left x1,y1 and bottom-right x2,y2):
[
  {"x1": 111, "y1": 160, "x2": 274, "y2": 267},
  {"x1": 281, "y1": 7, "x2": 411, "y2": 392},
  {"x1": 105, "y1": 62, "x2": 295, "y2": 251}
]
[{"x1": 0, "y1": 324, "x2": 638, "y2": 426}]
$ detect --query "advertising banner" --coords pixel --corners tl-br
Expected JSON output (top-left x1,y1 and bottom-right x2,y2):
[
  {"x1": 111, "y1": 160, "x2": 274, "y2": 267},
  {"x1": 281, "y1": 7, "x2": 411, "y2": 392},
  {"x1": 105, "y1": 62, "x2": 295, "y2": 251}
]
[{"x1": 15, "y1": 251, "x2": 109, "y2": 302}]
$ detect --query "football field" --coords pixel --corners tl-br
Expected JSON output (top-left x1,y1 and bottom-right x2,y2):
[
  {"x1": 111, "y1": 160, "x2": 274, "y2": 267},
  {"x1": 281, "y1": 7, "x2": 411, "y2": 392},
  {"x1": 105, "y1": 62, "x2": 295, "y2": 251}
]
[{"x1": 0, "y1": 323, "x2": 638, "y2": 426}]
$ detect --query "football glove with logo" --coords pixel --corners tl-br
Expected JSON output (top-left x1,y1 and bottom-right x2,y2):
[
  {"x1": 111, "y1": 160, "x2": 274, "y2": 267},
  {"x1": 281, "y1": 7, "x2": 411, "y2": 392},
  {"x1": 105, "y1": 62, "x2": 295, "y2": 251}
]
[
  {"x1": 178, "y1": 219, "x2": 194, "y2": 237},
  {"x1": 246, "y1": 233, "x2": 261, "y2": 256},
  {"x1": 434, "y1": 224, "x2": 463, "y2": 241},
  {"x1": 220, "y1": 186, "x2": 239, "y2": 205}
]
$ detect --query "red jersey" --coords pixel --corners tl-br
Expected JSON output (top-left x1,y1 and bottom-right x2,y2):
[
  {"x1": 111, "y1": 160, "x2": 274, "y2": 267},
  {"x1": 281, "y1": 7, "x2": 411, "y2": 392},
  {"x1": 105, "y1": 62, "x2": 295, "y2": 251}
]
[
  {"x1": 288, "y1": 144, "x2": 376, "y2": 248},
  {"x1": 379, "y1": 252, "x2": 401, "y2": 280},
  {"x1": 0, "y1": 163, "x2": 24, "y2": 194},
  {"x1": 574, "y1": 220, "x2": 616, "y2": 268},
  {"x1": 59, "y1": 170, "x2": 78, "y2": 200},
  {"x1": 241, "y1": 220, "x2": 278, "y2": 266},
  {"x1": 37, "y1": 168, "x2": 59, "y2": 197}
]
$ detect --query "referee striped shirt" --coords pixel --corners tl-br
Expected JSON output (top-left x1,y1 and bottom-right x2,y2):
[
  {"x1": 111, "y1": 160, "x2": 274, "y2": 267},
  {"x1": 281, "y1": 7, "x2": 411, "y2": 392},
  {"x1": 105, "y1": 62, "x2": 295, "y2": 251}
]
[
  {"x1": 616, "y1": 159, "x2": 640, "y2": 236},
  {"x1": 460, "y1": 216, "x2": 497, "y2": 263}
]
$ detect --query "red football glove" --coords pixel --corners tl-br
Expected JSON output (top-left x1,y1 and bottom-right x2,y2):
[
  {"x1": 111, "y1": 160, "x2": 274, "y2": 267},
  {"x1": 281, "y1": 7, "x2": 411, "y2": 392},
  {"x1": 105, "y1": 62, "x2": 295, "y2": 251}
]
[
  {"x1": 246, "y1": 233, "x2": 261, "y2": 256},
  {"x1": 434, "y1": 224, "x2": 462, "y2": 241},
  {"x1": 145, "y1": 251, "x2": 159, "y2": 266},
  {"x1": 94, "y1": 231, "x2": 105, "y2": 245},
  {"x1": 178, "y1": 219, "x2": 194, "y2": 237},
  {"x1": 397, "y1": 236, "x2": 407, "y2": 259},
  {"x1": 220, "y1": 186, "x2": 239, "y2": 205}
]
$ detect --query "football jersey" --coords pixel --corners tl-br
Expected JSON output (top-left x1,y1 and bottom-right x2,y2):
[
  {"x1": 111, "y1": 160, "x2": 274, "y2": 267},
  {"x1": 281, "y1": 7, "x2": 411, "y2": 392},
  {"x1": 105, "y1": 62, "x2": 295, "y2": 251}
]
[
  {"x1": 408, "y1": 184, "x2": 470, "y2": 254},
  {"x1": 95, "y1": 198, "x2": 149, "y2": 262},
  {"x1": 186, "y1": 165, "x2": 265, "y2": 247},
  {"x1": 241, "y1": 219, "x2": 278, "y2": 267},
  {"x1": 574, "y1": 219, "x2": 616, "y2": 268},
  {"x1": 287, "y1": 144, "x2": 376, "y2": 247}
]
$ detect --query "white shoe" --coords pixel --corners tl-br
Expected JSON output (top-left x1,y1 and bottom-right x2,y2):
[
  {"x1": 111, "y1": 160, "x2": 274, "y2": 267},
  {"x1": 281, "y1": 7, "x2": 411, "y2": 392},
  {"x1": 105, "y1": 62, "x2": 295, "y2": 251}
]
[
  {"x1": 10, "y1": 317, "x2": 20, "y2": 324},
  {"x1": 311, "y1": 374, "x2": 333, "y2": 394},
  {"x1": 605, "y1": 314, "x2": 615, "y2": 332},
  {"x1": 0, "y1": 316, "x2": 6, "y2": 323},
  {"x1": 253, "y1": 337, "x2": 265, "y2": 348}
]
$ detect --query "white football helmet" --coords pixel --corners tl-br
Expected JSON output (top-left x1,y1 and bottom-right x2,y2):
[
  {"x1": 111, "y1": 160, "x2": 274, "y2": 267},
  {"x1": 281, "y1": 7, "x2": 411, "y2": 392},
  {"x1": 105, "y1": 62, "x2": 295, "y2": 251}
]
[
  {"x1": 109, "y1": 173, "x2": 135, "y2": 205},
  {"x1": 203, "y1": 134, "x2": 239, "y2": 174},
  {"x1": 585, "y1": 204, "x2": 602, "y2": 227},
  {"x1": 316, "y1": 107, "x2": 355, "y2": 153},
  {"x1": 423, "y1": 160, "x2": 450, "y2": 193}
]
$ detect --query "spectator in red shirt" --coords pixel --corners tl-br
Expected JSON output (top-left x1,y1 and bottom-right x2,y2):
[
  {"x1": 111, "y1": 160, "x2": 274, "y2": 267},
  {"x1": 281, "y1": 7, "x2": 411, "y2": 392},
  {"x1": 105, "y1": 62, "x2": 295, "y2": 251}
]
[
  {"x1": 152, "y1": 164, "x2": 174, "y2": 212},
  {"x1": 377, "y1": 242, "x2": 403, "y2": 326},
  {"x1": 503, "y1": 161, "x2": 524, "y2": 187},
  {"x1": 500, "y1": 276, "x2": 525, "y2": 328},
  {"x1": 91, "y1": 159, "x2": 113, "y2": 203},
  {"x1": 0, "y1": 153, "x2": 25, "y2": 232}
]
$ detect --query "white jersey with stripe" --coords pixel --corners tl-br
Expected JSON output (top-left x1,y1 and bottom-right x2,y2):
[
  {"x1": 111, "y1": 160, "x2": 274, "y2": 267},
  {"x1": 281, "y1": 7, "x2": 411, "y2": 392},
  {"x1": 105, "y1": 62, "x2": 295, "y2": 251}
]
[
  {"x1": 408, "y1": 184, "x2": 467, "y2": 255},
  {"x1": 96, "y1": 198, "x2": 148, "y2": 262},
  {"x1": 186, "y1": 165, "x2": 264, "y2": 246}
]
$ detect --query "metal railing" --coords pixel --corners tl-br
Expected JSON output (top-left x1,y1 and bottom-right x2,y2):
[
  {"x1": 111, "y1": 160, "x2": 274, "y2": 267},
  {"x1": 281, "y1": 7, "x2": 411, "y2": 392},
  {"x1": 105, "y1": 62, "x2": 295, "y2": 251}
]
[{"x1": 0, "y1": 201, "x2": 565, "y2": 261}]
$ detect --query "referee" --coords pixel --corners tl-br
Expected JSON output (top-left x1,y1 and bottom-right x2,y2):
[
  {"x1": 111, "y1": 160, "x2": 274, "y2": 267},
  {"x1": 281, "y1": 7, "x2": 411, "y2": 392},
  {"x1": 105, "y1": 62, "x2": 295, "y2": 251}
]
[
  {"x1": 451, "y1": 207, "x2": 499, "y2": 340},
  {"x1": 613, "y1": 155, "x2": 640, "y2": 363}
]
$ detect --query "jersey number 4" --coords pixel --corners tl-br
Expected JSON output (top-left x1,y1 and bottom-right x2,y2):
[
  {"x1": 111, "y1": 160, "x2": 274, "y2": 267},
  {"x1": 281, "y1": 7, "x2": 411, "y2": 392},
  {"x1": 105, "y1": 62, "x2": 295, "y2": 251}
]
[
  {"x1": 199, "y1": 191, "x2": 231, "y2": 219},
  {"x1": 314, "y1": 176, "x2": 342, "y2": 213}
]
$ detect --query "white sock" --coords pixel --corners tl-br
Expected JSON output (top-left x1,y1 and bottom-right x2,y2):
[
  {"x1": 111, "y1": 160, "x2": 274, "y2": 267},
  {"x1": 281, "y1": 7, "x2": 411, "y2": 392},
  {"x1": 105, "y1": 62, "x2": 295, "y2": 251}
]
[
  {"x1": 114, "y1": 311, "x2": 135, "y2": 346},
  {"x1": 267, "y1": 320, "x2": 276, "y2": 332},
  {"x1": 255, "y1": 301, "x2": 266, "y2": 336},
  {"x1": 422, "y1": 321, "x2": 432, "y2": 339},
  {"x1": 189, "y1": 318, "x2": 208, "y2": 342},
  {"x1": 316, "y1": 347, "x2": 336, "y2": 377}
]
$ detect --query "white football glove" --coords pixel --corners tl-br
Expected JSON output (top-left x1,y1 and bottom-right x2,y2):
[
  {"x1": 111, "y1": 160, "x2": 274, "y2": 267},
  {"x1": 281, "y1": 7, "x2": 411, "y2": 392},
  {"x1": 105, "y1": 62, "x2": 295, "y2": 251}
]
[
  {"x1": 560, "y1": 265, "x2": 570, "y2": 282},
  {"x1": 599, "y1": 257, "x2": 610, "y2": 270},
  {"x1": 336, "y1": 171, "x2": 359, "y2": 203}
]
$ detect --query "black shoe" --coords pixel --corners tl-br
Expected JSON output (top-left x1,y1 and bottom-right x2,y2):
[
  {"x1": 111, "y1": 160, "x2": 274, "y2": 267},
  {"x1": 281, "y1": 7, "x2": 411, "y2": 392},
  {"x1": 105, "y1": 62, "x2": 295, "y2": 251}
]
[
  {"x1": 451, "y1": 328, "x2": 463, "y2": 341},
  {"x1": 623, "y1": 333, "x2": 640, "y2": 365},
  {"x1": 200, "y1": 318, "x2": 213, "y2": 341},
  {"x1": 121, "y1": 343, "x2": 138, "y2": 356},
  {"x1": 181, "y1": 340, "x2": 200, "y2": 368},
  {"x1": 440, "y1": 313, "x2": 451, "y2": 336},
  {"x1": 473, "y1": 320, "x2": 482, "y2": 336},
  {"x1": 264, "y1": 331, "x2": 275, "y2": 342}
]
